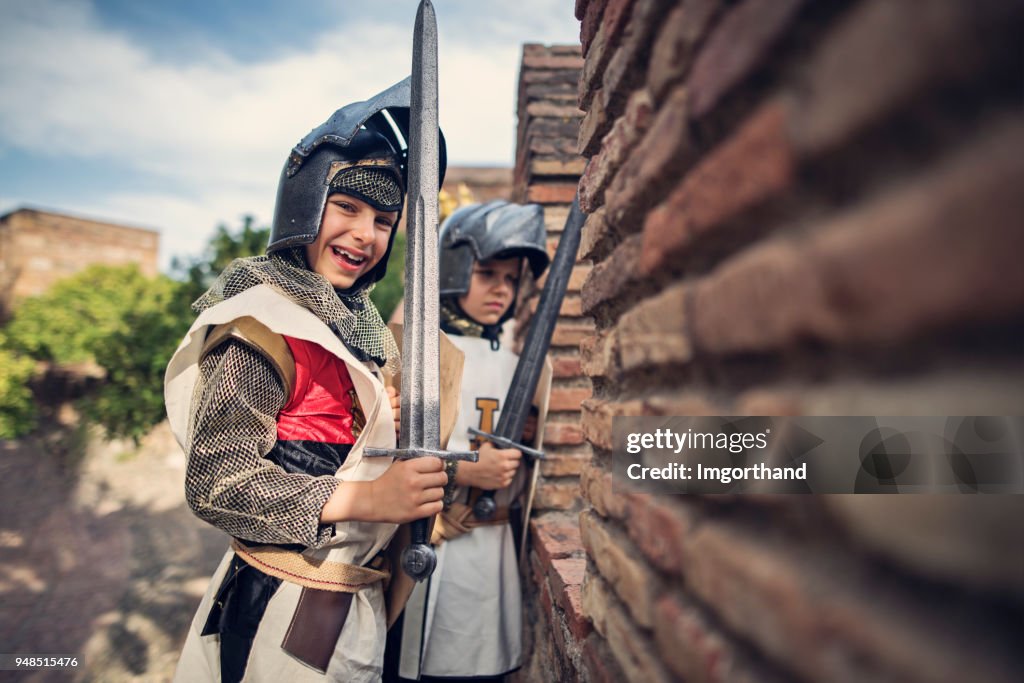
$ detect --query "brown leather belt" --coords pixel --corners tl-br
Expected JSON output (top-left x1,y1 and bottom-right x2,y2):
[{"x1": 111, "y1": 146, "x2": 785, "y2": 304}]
[
  {"x1": 231, "y1": 539, "x2": 389, "y2": 673},
  {"x1": 430, "y1": 502, "x2": 509, "y2": 545}
]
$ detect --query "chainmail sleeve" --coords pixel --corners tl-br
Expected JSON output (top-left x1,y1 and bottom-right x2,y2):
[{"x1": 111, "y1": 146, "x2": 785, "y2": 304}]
[{"x1": 184, "y1": 339, "x2": 339, "y2": 548}]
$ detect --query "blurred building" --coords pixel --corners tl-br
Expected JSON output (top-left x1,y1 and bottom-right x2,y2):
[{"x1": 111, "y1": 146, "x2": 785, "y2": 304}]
[{"x1": 0, "y1": 207, "x2": 159, "y2": 317}]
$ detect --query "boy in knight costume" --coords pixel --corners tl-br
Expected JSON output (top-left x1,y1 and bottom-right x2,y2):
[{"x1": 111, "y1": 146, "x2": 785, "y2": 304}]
[
  {"x1": 164, "y1": 80, "x2": 449, "y2": 683},
  {"x1": 387, "y1": 201, "x2": 552, "y2": 681}
]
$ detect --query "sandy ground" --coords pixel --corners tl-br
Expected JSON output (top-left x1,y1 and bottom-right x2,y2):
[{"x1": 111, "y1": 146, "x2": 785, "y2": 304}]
[{"x1": 0, "y1": 419, "x2": 226, "y2": 682}]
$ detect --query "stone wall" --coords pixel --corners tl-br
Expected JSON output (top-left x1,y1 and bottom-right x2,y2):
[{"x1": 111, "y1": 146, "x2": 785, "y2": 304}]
[
  {"x1": 517, "y1": 1, "x2": 1024, "y2": 681},
  {"x1": 0, "y1": 208, "x2": 159, "y2": 315}
]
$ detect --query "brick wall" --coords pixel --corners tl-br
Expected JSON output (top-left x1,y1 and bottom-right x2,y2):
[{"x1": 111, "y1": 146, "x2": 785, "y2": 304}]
[
  {"x1": 0, "y1": 208, "x2": 159, "y2": 316},
  {"x1": 509, "y1": 43, "x2": 594, "y2": 682},
  {"x1": 518, "y1": 1, "x2": 1024, "y2": 681}
]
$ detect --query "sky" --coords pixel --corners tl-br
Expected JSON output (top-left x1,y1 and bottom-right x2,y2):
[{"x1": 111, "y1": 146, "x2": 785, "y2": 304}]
[{"x1": 0, "y1": 0, "x2": 581, "y2": 271}]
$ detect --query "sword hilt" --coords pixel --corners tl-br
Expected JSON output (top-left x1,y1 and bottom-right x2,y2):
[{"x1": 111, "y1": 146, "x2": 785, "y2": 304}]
[
  {"x1": 472, "y1": 491, "x2": 499, "y2": 521},
  {"x1": 467, "y1": 428, "x2": 544, "y2": 521},
  {"x1": 467, "y1": 427, "x2": 546, "y2": 460},
  {"x1": 363, "y1": 446, "x2": 477, "y2": 580},
  {"x1": 402, "y1": 520, "x2": 436, "y2": 581}
]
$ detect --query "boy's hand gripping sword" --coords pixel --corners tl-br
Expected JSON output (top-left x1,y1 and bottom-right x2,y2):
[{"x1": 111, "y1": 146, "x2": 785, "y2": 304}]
[
  {"x1": 471, "y1": 195, "x2": 586, "y2": 521},
  {"x1": 365, "y1": 0, "x2": 476, "y2": 582}
]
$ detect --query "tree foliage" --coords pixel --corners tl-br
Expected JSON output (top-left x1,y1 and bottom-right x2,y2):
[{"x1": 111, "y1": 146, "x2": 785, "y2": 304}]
[
  {"x1": 81, "y1": 275, "x2": 191, "y2": 443},
  {"x1": 370, "y1": 230, "x2": 406, "y2": 321},
  {"x1": 0, "y1": 333, "x2": 37, "y2": 439},
  {"x1": 172, "y1": 215, "x2": 270, "y2": 305},
  {"x1": 4, "y1": 264, "x2": 167, "y2": 364}
]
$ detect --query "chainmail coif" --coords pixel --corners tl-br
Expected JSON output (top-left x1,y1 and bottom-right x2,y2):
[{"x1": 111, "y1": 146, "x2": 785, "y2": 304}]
[{"x1": 193, "y1": 248, "x2": 400, "y2": 374}]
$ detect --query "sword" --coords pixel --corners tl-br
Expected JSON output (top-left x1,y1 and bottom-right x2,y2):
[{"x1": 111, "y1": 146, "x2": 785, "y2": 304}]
[
  {"x1": 365, "y1": 0, "x2": 475, "y2": 582},
  {"x1": 471, "y1": 194, "x2": 586, "y2": 521}
]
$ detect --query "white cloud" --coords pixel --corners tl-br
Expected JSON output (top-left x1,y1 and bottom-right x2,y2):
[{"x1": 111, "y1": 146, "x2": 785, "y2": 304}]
[{"x1": 0, "y1": 0, "x2": 579, "y2": 268}]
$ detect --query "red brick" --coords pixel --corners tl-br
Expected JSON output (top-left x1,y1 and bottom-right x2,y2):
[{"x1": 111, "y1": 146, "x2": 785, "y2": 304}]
[
  {"x1": 549, "y1": 386, "x2": 593, "y2": 412},
  {"x1": 535, "y1": 480, "x2": 582, "y2": 511},
  {"x1": 581, "y1": 571, "x2": 613, "y2": 636},
  {"x1": 615, "y1": 282, "x2": 692, "y2": 370},
  {"x1": 648, "y1": 0, "x2": 724, "y2": 102},
  {"x1": 522, "y1": 54, "x2": 585, "y2": 70},
  {"x1": 580, "y1": 0, "x2": 610, "y2": 58},
  {"x1": 579, "y1": 397, "x2": 643, "y2": 450},
  {"x1": 531, "y1": 515, "x2": 584, "y2": 567},
  {"x1": 536, "y1": 264, "x2": 592, "y2": 294},
  {"x1": 580, "y1": 461, "x2": 628, "y2": 519},
  {"x1": 528, "y1": 293, "x2": 583, "y2": 317},
  {"x1": 790, "y1": 0, "x2": 1020, "y2": 156},
  {"x1": 577, "y1": 90, "x2": 612, "y2": 157},
  {"x1": 682, "y1": 520, "x2": 1021, "y2": 683},
  {"x1": 581, "y1": 234, "x2": 642, "y2": 315},
  {"x1": 543, "y1": 205, "x2": 572, "y2": 234},
  {"x1": 544, "y1": 421, "x2": 585, "y2": 446},
  {"x1": 654, "y1": 591, "x2": 789, "y2": 683},
  {"x1": 537, "y1": 572, "x2": 555, "y2": 617},
  {"x1": 580, "y1": 510, "x2": 657, "y2": 629},
  {"x1": 579, "y1": 330, "x2": 619, "y2": 379},
  {"x1": 604, "y1": 85, "x2": 695, "y2": 229},
  {"x1": 825, "y1": 496, "x2": 1024, "y2": 594},
  {"x1": 551, "y1": 355, "x2": 583, "y2": 379},
  {"x1": 531, "y1": 158, "x2": 587, "y2": 178},
  {"x1": 686, "y1": 0, "x2": 804, "y2": 119},
  {"x1": 582, "y1": 633, "x2": 628, "y2": 683},
  {"x1": 691, "y1": 121, "x2": 1024, "y2": 355},
  {"x1": 551, "y1": 322, "x2": 595, "y2": 348},
  {"x1": 579, "y1": 207, "x2": 612, "y2": 262},
  {"x1": 575, "y1": 0, "x2": 591, "y2": 21},
  {"x1": 579, "y1": 89, "x2": 655, "y2": 214},
  {"x1": 624, "y1": 494, "x2": 693, "y2": 576},
  {"x1": 528, "y1": 183, "x2": 579, "y2": 205},
  {"x1": 540, "y1": 450, "x2": 590, "y2": 477},
  {"x1": 598, "y1": 0, "x2": 673, "y2": 115},
  {"x1": 736, "y1": 372, "x2": 1024, "y2": 431},
  {"x1": 526, "y1": 101, "x2": 585, "y2": 119},
  {"x1": 641, "y1": 99, "x2": 795, "y2": 275},
  {"x1": 579, "y1": 0, "x2": 637, "y2": 109},
  {"x1": 641, "y1": 393, "x2": 720, "y2": 417},
  {"x1": 549, "y1": 557, "x2": 586, "y2": 609},
  {"x1": 603, "y1": 595, "x2": 675, "y2": 683},
  {"x1": 561, "y1": 582, "x2": 593, "y2": 642}
]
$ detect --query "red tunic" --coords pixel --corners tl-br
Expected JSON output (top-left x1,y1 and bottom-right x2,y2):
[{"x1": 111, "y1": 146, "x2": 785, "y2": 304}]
[{"x1": 276, "y1": 336, "x2": 359, "y2": 445}]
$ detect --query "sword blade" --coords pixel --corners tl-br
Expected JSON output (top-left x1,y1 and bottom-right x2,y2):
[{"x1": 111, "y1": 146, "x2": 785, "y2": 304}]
[
  {"x1": 402, "y1": 0, "x2": 441, "y2": 452},
  {"x1": 495, "y1": 194, "x2": 585, "y2": 441}
]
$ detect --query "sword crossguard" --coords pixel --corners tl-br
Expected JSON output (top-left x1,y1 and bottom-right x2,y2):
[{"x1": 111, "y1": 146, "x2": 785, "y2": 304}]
[
  {"x1": 467, "y1": 427, "x2": 546, "y2": 460},
  {"x1": 364, "y1": 447, "x2": 478, "y2": 462},
  {"x1": 364, "y1": 445, "x2": 477, "y2": 580}
]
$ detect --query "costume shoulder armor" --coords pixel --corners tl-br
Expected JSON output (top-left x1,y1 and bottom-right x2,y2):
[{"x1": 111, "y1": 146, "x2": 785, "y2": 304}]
[{"x1": 201, "y1": 316, "x2": 297, "y2": 399}]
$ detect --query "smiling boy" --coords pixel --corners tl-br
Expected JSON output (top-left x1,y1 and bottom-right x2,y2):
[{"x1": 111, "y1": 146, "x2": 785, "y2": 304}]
[{"x1": 165, "y1": 86, "x2": 447, "y2": 683}]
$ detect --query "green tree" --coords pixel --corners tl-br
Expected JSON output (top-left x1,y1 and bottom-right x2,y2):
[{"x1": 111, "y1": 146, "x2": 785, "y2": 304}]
[
  {"x1": 0, "y1": 333, "x2": 37, "y2": 439},
  {"x1": 172, "y1": 215, "x2": 270, "y2": 305},
  {"x1": 4, "y1": 264, "x2": 165, "y2": 364},
  {"x1": 82, "y1": 276, "x2": 191, "y2": 443},
  {"x1": 370, "y1": 230, "x2": 406, "y2": 321}
]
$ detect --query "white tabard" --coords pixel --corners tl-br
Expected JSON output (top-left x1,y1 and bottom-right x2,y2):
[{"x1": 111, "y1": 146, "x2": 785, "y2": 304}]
[{"x1": 400, "y1": 334, "x2": 527, "y2": 678}]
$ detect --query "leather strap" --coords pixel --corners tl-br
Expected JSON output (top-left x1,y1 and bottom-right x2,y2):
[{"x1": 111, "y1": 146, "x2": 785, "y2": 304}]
[
  {"x1": 430, "y1": 502, "x2": 509, "y2": 545},
  {"x1": 202, "y1": 316, "x2": 297, "y2": 399},
  {"x1": 230, "y1": 539, "x2": 389, "y2": 593}
]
